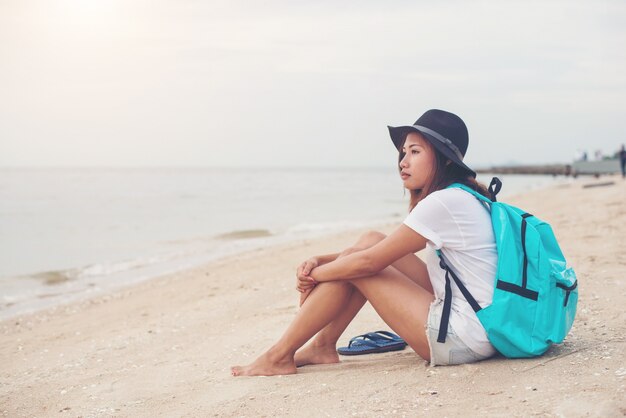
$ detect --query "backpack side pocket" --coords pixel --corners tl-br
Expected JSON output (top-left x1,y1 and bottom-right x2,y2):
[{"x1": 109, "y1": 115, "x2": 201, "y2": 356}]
[{"x1": 550, "y1": 267, "x2": 578, "y2": 343}]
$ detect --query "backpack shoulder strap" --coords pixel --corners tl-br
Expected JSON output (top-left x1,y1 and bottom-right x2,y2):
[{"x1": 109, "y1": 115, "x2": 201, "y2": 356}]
[
  {"x1": 435, "y1": 251, "x2": 482, "y2": 344},
  {"x1": 448, "y1": 177, "x2": 502, "y2": 203}
]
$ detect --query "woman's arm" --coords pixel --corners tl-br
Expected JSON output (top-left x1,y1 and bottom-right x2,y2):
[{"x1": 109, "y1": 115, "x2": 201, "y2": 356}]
[
  {"x1": 315, "y1": 252, "x2": 341, "y2": 265},
  {"x1": 308, "y1": 224, "x2": 428, "y2": 283}
]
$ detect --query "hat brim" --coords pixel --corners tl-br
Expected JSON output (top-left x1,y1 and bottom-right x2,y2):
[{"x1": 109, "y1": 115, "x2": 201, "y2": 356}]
[{"x1": 387, "y1": 125, "x2": 476, "y2": 178}]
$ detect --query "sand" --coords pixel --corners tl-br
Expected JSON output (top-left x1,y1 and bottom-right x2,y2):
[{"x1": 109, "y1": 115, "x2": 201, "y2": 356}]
[{"x1": 1, "y1": 177, "x2": 625, "y2": 417}]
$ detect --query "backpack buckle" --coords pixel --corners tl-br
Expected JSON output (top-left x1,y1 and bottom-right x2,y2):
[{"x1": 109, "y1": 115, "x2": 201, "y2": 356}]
[{"x1": 488, "y1": 177, "x2": 502, "y2": 202}]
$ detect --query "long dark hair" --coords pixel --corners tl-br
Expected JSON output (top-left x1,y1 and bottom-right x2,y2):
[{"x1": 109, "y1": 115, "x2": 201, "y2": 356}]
[{"x1": 398, "y1": 141, "x2": 489, "y2": 212}]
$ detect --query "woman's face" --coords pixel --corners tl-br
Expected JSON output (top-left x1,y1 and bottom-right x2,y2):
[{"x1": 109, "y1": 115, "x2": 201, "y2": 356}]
[{"x1": 399, "y1": 132, "x2": 437, "y2": 190}]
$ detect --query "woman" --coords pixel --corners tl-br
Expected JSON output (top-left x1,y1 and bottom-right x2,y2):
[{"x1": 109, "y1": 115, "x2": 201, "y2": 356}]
[{"x1": 231, "y1": 109, "x2": 497, "y2": 376}]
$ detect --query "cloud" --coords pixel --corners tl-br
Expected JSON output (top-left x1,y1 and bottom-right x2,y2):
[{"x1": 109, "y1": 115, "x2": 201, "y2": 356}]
[{"x1": 1, "y1": 0, "x2": 625, "y2": 167}]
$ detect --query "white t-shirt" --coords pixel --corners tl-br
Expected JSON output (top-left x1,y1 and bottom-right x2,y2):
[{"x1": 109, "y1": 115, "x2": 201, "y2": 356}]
[{"x1": 403, "y1": 188, "x2": 498, "y2": 357}]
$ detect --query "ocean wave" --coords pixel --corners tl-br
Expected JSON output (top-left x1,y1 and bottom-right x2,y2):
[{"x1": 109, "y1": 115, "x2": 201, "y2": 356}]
[
  {"x1": 284, "y1": 216, "x2": 400, "y2": 235},
  {"x1": 285, "y1": 221, "x2": 368, "y2": 234},
  {"x1": 31, "y1": 270, "x2": 77, "y2": 285},
  {"x1": 215, "y1": 229, "x2": 273, "y2": 240}
]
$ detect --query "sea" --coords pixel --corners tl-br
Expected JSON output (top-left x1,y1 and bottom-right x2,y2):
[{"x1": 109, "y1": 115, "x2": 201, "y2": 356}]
[{"x1": 0, "y1": 167, "x2": 569, "y2": 319}]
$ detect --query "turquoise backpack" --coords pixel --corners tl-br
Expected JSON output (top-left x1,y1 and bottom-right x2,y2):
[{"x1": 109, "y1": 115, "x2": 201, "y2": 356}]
[{"x1": 436, "y1": 178, "x2": 578, "y2": 358}]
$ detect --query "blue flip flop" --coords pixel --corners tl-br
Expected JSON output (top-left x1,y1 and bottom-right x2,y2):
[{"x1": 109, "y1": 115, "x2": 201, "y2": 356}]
[{"x1": 337, "y1": 330, "x2": 407, "y2": 356}]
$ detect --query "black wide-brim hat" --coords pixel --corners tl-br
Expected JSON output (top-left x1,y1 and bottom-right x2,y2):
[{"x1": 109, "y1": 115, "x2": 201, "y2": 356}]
[{"x1": 387, "y1": 109, "x2": 476, "y2": 178}]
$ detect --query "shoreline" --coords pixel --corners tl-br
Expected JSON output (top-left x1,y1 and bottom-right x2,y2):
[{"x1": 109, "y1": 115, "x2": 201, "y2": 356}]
[
  {"x1": 0, "y1": 218, "x2": 401, "y2": 322},
  {"x1": 0, "y1": 173, "x2": 571, "y2": 321},
  {"x1": 0, "y1": 174, "x2": 569, "y2": 321}
]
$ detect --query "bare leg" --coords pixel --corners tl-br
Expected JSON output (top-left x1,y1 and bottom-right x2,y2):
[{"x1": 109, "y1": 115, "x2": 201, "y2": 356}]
[
  {"x1": 348, "y1": 269, "x2": 434, "y2": 360},
  {"x1": 295, "y1": 231, "x2": 432, "y2": 366},
  {"x1": 231, "y1": 267, "x2": 434, "y2": 376},
  {"x1": 294, "y1": 285, "x2": 365, "y2": 367},
  {"x1": 231, "y1": 280, "x2": 354, "y2": 376}
]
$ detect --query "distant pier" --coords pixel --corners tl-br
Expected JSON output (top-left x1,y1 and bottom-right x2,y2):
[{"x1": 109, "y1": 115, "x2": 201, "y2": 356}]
[
  {"x1": 476, "y1": 159, "x2": 620, "y2": 177},
  {"x1": 476, "y1": 164, "x2": 571, "y2": 176}
]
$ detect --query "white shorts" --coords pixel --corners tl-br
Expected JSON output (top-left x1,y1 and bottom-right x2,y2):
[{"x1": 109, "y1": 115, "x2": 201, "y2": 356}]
[{"x1": 426, "y1": 299, "x2": 494, "y2": 366}]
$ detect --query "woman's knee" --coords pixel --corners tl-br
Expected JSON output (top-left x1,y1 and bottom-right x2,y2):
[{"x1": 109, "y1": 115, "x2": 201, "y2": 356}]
[
  {"x1": 313, "y1": 281, "x2": 353, "y2": 294},
  {"x1": 338, "y1": 231, "x2": 386, "y2": 258},
  {"x1": 346, "y1": 275, "x2": 377, "y2": 292},
  {"x1": 356, "y1": 230, "x2": 386, "y2": 247}
]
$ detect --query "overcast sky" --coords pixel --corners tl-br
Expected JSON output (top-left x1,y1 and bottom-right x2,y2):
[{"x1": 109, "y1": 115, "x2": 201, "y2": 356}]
[{"x1": 1, "y1": 0, "x2": 625, "y2": 168}]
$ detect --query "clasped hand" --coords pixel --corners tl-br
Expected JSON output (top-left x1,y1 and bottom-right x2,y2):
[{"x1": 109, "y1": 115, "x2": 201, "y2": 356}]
[{"x1": 296, "y1": 257, "x2": 318, "y2": 293}]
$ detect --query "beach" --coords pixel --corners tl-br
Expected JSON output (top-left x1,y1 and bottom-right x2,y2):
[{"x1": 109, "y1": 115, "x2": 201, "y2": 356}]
[{"x1": 1, "y1": 177, "x2": 625, "y2": 417}]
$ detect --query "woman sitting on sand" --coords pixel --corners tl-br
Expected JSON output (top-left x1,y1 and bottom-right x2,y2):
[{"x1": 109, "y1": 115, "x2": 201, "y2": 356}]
[{"x1": 232, "y1": 109, "x2": 497, "y2": 376}]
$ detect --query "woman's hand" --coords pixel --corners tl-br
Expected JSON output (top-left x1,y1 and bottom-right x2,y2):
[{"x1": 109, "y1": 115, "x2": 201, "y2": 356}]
[
  {"x1": 296, "y1": 257, "x2": 319, "y2": 293},
  {"x1": 296, "y1": 257, "x2": 319, "y2": 306}
]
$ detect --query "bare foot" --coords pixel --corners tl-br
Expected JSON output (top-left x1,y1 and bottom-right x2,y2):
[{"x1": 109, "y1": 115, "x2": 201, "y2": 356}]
[
  {"x1": 231, "y1": 350, "x2": 297, "y2": 377},
  {"x1": 295, "y1": 343, "x2": 340, "y2": 367}
]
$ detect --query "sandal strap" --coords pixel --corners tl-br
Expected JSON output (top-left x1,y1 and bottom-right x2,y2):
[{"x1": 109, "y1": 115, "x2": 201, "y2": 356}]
[
  {"x1": 368, "y1": 330, "x2": 403, "y2": 341},
  {"x1": 347, "y1": 335, "x2": 382, "y2": 348}
]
